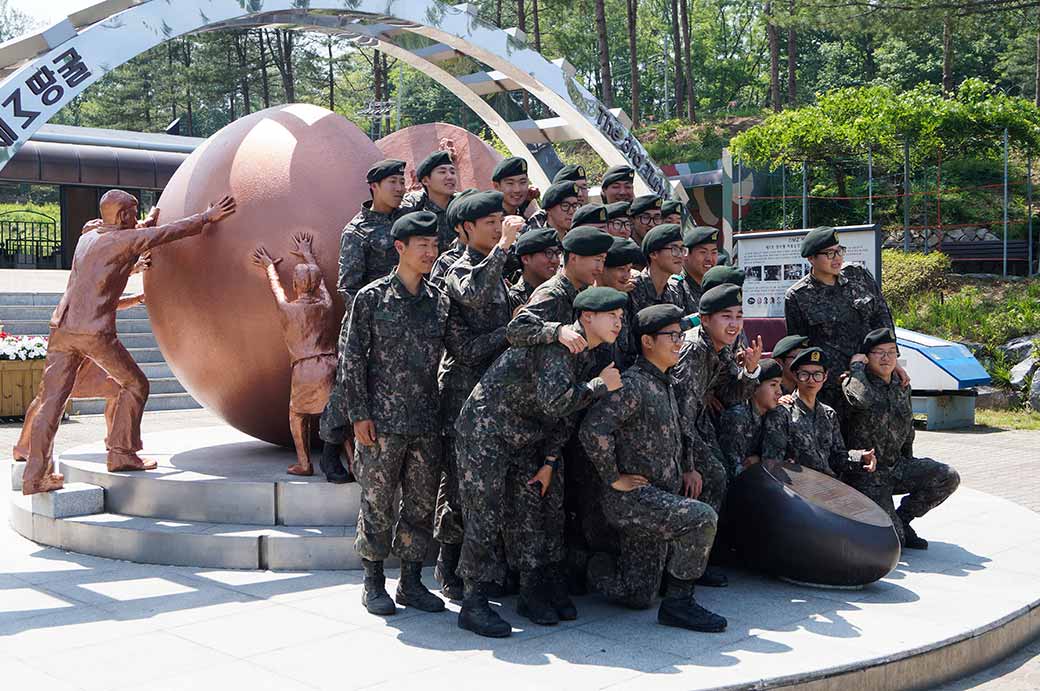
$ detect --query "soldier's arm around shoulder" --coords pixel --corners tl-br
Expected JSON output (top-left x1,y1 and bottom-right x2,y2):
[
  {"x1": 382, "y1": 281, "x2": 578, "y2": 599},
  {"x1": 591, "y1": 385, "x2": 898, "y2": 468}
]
[
  {"x1": 446, "y1": 247, "x2": 508, "y2": 309},
  {"x1": 843, "y1": 361, "x2": 878, "y2": 410},
  {"x1": 579, "y1": 377, "x2": 639, "y2": 486},
  {"x1": 343, "y1": 287, "x2": 377, "y2": 424},
  {"x1": 534, "y1": 343, "x2": 604, "y2": 417},
  {"x1": 507, "y1": 289, "x2": 563, "y2": 347}
]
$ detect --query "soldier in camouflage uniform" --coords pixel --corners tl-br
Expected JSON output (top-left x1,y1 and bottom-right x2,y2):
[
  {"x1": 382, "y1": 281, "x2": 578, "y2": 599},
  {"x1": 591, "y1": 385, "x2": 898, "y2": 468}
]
[
  {"x1": 571, "y1": 203, "x2": 609, "y2": 231},
  {"x1": 400, "y1": 150, "x2": 457, "y2": 254},
  {"x1": 493, "y1": 156, "x2": 538, "y2": 218},
  {"x1": 604, "y1": 201, "x2": 632, "y2": 240},
  {"x1": 343, "y1": 210, "x2": 450, "y2": 617},
  {"x1": 842, "y1": 328, "x2": 960, "y2": 549},
  {"x1": 662, "y1": 198, "x2": 683, "y2": 225},
  {"x1": 319, "y1": 159, "x2": 407, "y2": 483},
  {"x1": 554, "y1": 164, "x2": 590, "y2": 205},
  {"x1": 598, "y1": 237, "x2": 643, "y2": 369},
  {"x1": 719, "y1": 359, "x2": 783, "y2": 475},
  {"x1": 600, "y1": 164, "x2": 635, "y2": 204},
  {"x1": 526, "y1": 181, "x2": 579, "y2": 240},
  {"x1": 509, "y1": 227, "x2": 562, "y2": 308},
  {"x1": 698, "y1": 265, "x2": 752, "y2": 410},
  {"x1": 628, "y1": 195, "x2": 662, "y2": 246},
  {"x1": 428, "y1": 189, "x2": 478, "y2": 288},
  {"x1": 771, "y1": 334, "x2": 809, "y2": 396},
  {"x1": 629, "y1": 224, "x2": 685, "y2": 316},
  {"x1": 671, "y1": 226, "x2": 719, "y2": 316},
  {"x1": 580, "y1": 304, "x2": 727, "y2": 632},
  {"x1": 760, "y1": 347, "x2": 876, "y2": 477},
  {"x1": 455, "y1": 287, "x2": 626, "y2": 638}
]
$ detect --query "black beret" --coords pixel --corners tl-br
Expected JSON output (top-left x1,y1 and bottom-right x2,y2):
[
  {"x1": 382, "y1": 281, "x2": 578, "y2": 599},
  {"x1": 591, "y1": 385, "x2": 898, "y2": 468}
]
[
  {"x1": 541, "y1": 181, "x2": 580, "y2": 210},
  {"x1": 602, "y1": 164, "x2": 635, "y2": 188},
  {"x1": 573, "y1": 286, "x2": 627, "y2": 313},
  {"x1": 629, "y1": 195, "x2": 662, "y2": 216},
  {"x1": 492, "y1": 156, "x2": 528, "y2": 182},
  {"x1": 367, "y1": 159, "x2": 406, "y2": 184},
  {"x1": 698, "y1": 283, "x2": 743, "y2": 314},
  {"x1": 861, "y1": 327, "x2": 898, "y2": 354},
  {"x1": 605, "y1": 201, "x2": 631, "y2": 220},
  {"x1": 605, "y1": 237, "x2": 643, "y2": 268},
  {"x1": 661, "y1": 199, "x2": 683, "y2": 217},
  {"x1": 554, "y1": 164, "x2": 587, "y2": 182},
  {"x1": 515, "y1": 227, "x2": 561, "y2": 256},
  {"x1": 446, "y1": 188, "x2": 478, "y2": 229},
  {"x1": 642, "y1": 223, "x2": 683, "y2": 256},
  {"x1": 391, "y1": 210, "x2": 439, "y2": 240},
  {"x1": 758, "y1": 358, "x2": 783, "y2": 382},
  {"x1": 455, "y1": 191, "x2": 504, "y2": 223},
  {"x1": 791, "y1": 346, "x2": 828, "y2": 371},
  {"x1": 416, "y1": 150, "x2": 453, "y2": 181},
  {"x1": 772, "y1": 334, "x2": 809, "y2": 359},
  {"x1": 701, "y1": 265, "x2": 746, "y2": 292},
  {"x1": 634, "y1": 304, "x2": 684, "y2": 336},
  {"x1": 800, "y1": 226, "x2": 840, "y2": 258},
  {"x1": 572, "y1": 204, "x2": 607, "y2": 226},
  {"x1": 562, "y1": 226, "x2": 614, "y2": 256},
  {"x1": 683, "y1": 225, "x2": 719, "y2": 248}
]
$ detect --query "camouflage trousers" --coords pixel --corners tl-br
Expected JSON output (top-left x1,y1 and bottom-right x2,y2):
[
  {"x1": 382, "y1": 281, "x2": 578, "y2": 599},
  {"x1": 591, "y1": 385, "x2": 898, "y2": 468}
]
[
  {"x1": 319, "y1": 319, "x2": 351, "y2": 445},
  {"x1": 843, "y1": 457, "x2": 960, "y2": 545},
  {"x1": 353, "y1": 431, "x2": 442, "y2": 563},
  {"x1": 456, "y1": 433, "x2": 565, "y2": 585},
  {"x1": 433, "y1": 434, "x2": 464, "y2": 546},
  {"x1": 695, "y1": 450, "x2": 729, "y2": 515},
  {"x1": 564, "y1": 432, "x2": 618, "y2": 575}
]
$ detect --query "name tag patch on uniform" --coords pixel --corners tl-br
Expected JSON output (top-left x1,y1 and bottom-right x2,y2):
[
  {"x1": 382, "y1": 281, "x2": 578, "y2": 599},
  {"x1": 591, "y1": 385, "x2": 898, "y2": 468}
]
[{"x1": 374, "y1": 311, "x2": 396, "y2": 322}]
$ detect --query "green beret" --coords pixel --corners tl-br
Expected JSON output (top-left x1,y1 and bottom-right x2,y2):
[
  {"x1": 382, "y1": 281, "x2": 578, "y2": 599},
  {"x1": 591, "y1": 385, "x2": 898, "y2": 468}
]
[
  {"x1": 455, "y1": 191, "x2": 504, "y2": 223},
  {"x1": 717, "y1": 248, "x2": 732, "y2": 266},
  {"x1": 758, "y1": 358, "x2": 783, "y2": 382},
  {"x1": 800, "y1": 226, "x2": 840, "y2": 258},
  {"x1": 416, "y1": 150, "x2": 453, "y2": 181},
  {"x1": 492, "y1": 156, "x2": 528, "y2": 182},
  {"x1": 446, "y1": 188, "x2": 478, "y2": 229},
  {"x1": 641, "y1": 223, "x2": 683, "y2": 256},
  {"x1": 515, "y1": 227, "x2": 561, "y2": 256},
  {"x1": 601, "y1": 164, "x2": 635, "y2": 188},
  {"x1": 698, "y1": 283, "x2": 743, "y2": 314},
  {"x1": 367, "y1": 159, "x2": 406, "y2": 184},
  {"x1": 573, "y1": 286, "x2": 627, "y2": 314},
  {"x1": 541, "y1": 181, "x2": 580, "y2": 210},
  {"x1": 605, "y1": 237, "x2": 643, "y2": 268},
  {"x1": 701, "y1": 265, "x2": 746, "y2": 292},
  {"x1": 791, "y1": 346, "x2": 828, "y2": 371},
  {"x1": 629, "y1": 195, "x2": 662, "y2": 216},
  {"x1": 771, "y1": 334, "x2": 809, "y2": 359},
  {"x1": 391, "y1": 210, "x2": 439, "y2": 240},
  {"x1": 861, "y1": 327, "x2": 898, "y2": 354},
  {"x1": 682, "y1": 225, "x2": 719, "y2": 249},
  {"x1": 634, "y1": 304, "x2": 683, "y2": 336},
  {"x1": 605, "y1": 201, "x2": 631, "y2": 220},
  {"x1": 562, "y1": 226, "x2": 613, "y2": 256},
  {"x1": 572, "y1": 204, "x2": 607, "y2": 226},
  {"x1": 661, "y1": 199, "x2": 683, "y2": 217},
  {"x1": 554, "y1": 164, "x2": 586, "y2": 183}
]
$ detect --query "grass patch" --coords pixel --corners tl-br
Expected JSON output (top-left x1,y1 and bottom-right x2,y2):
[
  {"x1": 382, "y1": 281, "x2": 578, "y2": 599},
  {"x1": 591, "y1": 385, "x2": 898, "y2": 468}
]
[{"x1": 973, "y1": 408, "x2": 1040, "y2": 431}]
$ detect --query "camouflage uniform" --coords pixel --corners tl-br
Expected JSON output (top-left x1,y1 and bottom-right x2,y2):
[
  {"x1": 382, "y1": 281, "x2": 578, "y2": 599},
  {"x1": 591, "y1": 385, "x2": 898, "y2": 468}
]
[
  {"x1": 622, "y1": 270, "x2": 683, "y2": 369},
  {"x1": 579, "y1": 358, "x2": 718, "y2": 607},
  {"x1": 436, "y1": 245, "x2": 516, "y2": 546},
  {"x1": 429, "y1": 239, "x2": 465, "y2": 288},
  {"x1": 320, "y1": 202, "x2": 400, "y2": 445},
  {"x1": 455, "y1": 326, "x2": 609, "y2": 585},
  {"x1": 506, "y1": 272, "x2": 579, "y2": 347},
  {"x1": 718, "y1": 403, "x2": 767, "y2": 474},
  {"x1": 760, "y1": 397, "x2": 863, "y2": 477},
  {"x1": 507, "y1": 275, "x2": 537, "y2": 309},
  {"x1": 670, "y1": 271, "x2": 703, "y2": 317},
  {"x1": 523, "y1": 209, "x2": 548, "y2": 231},
  {"x1": 401, "y1": 189, "x2": 454, "y2": 255},
  {"x1": 344, "y1": 272, "x2": 450, "y2": 563},
  {"x1": 841, "y1": 362, "x2": 960, "y2": 544}
]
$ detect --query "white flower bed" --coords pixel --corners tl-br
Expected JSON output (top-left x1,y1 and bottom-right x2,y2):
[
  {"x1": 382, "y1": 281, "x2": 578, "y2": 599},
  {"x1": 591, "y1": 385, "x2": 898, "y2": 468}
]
[{"x1": 0, "y1": 335, "x2": 48, "y2": 361}]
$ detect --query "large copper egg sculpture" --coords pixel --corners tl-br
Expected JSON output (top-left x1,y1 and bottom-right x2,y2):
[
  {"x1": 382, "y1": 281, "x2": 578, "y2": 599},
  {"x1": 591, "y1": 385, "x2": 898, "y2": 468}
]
[
  {"x1": 144, "y1": 104, "x2": 382, "y2": 446},
  {"x1": 375, "y1": 122, "x2": 502, "y2": 191}
]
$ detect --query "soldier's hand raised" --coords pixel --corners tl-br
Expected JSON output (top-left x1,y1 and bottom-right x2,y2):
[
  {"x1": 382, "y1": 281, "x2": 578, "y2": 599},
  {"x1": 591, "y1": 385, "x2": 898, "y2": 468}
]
[
  {"x1": 743, "y1": 335, "x2": 764, "y2": 374},
  {"x1": 599, "y1": 364, "x2": 622, "y2": 391},
  {"x1": 499, "y1": 215, "x2": 524, "y2": 250},
  {"x1": 860, "y1": 448, "x2": 877, "y2": 472},
  {"x1": 611, "y1": 474, "x2": 649, "y2": 492},
  {"x1": 557, "y1": 325, "x2": 587, "y2": 354},
  {"x1": 204, "y1": 195, "x2": 237, "y2": 224},
  {"x1": 354, "y1": 419, "x2": 377, "y2": 447}
]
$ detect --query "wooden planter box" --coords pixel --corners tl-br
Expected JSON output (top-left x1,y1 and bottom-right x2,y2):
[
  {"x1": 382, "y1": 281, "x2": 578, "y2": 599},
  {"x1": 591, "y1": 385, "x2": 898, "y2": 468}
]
[{"x1": 0, "y1": 359, "x2": 45, "y2": 417}]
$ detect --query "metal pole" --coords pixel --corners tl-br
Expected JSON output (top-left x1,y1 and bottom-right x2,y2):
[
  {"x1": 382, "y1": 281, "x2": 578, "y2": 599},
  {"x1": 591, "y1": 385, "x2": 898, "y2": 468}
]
[
  {"x1": 867, "y1": 148, "x2": 873, "y2": 225},
  {"x1": 781, "y1": 165, "x2": 787, "y2": 230},
  {"x1": 1029, "y1": 156, "x2": 1034, "y2": 277},
  {"x1": 802, "y1": 162, "x2": 808, "y2": 228},
  {"x1": 903, "y1": 140, "x2": 911, "y2": 252},
  {"x1": 1003, "y1": 128, "x2": 1009, "y2": 277},
  {"x1": 737, "y1": 157, "x2": 743, "y2": 233}
]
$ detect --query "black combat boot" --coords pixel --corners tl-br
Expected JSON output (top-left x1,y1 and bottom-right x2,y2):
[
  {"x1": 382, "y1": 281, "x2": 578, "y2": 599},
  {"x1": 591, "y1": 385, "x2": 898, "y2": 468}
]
[
  {"x1": 517, "y1": 570, "x2": 559, "y2": 626},
  {"x1": 458, "y1": 581, "x2": 512, "y2": 638},
  {"x1": 897, "y1": 508, "x2": 928, "y2": 550},
  {"x1": 396, "y1": 561, "x2": 445, "y2": 612},
  {"x1": 435, "y1": 543, "x2": 464, "y2": 600},
  {"x1": 319, "y1": 442, "x2": 352, "y2": 484},
  {"x1": 695, "y1": 565, "x2": 729, "y2": 588},
  {"x1": 657, "y1": 577, "x2": 727, "y2": 633},
  {"x1": 361, "y1": 559, "x2": 396, "y2": 616},
  {"x1": 547, "y1": 562, "x2": 578, "y2": 621}
]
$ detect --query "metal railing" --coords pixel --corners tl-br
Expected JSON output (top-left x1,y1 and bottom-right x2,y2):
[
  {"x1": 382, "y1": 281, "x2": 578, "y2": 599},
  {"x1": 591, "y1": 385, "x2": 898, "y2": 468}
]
[{"x1": 0, "y1": 210, "x2": 61, "y2": 269}]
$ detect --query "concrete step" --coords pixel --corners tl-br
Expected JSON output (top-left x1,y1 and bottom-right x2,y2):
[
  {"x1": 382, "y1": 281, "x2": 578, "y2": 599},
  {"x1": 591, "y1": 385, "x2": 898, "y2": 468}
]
[
  {"x1": 140, "y1": 362, "x2": 174, "y2": 378},
  {"x1": 70, "y1": 392, "x2": 200, "y2": 415},
  {"x1": 113, "y1": 332, "x2": 157, "y2": 349},
  {"x1": 1, "y1": 317, "x2": 154, "y2": 335},
  {"x1": 0, "y1": 292, "x2": 62, "y2": 306},
  {"x1": 148, "y1": 377, "x2": 186, "y2": 395},
  {"x1": 128, "y1": 347, "x2": 164, "y2": 364},
  {"x1": 0, "y1": 305, "x2": 149, "y2": 321}
]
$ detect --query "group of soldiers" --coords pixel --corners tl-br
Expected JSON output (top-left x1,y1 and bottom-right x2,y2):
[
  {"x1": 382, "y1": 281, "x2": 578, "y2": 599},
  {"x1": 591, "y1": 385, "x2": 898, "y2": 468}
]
[{"x1": 317, "y1": 151, "x2": 961, "y2": 638}]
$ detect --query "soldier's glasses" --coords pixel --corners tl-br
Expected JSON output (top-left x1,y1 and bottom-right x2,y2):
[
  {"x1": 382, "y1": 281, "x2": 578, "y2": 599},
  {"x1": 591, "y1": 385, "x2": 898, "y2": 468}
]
[
  {"x1": 608, "y1": 219, "x2": 632, "y2": 232},
  {"x1": 637, "y1": 213, "x2": 662, "y2": 226},
  {"x1": 541, "y1": 248, "x2": 564, "y2": 260},
  {"x1": 654, "y1": 331, "x2": 684, "y2": 343},
  {"x1": 818, "y1": 246, "x2": 847, "y2": 260},
  {"x1": 559, "y1": 201, "x2": 580, "y2": 213},
  {"x1": 795, "y1": 371, "x2": 827, "y2": 382},
  {"x1": 665, "y1": 246, "x2": 690, "y2": 258},
  {"x1": 869, "y1": 349, "x2": 899, "y2": 360}
]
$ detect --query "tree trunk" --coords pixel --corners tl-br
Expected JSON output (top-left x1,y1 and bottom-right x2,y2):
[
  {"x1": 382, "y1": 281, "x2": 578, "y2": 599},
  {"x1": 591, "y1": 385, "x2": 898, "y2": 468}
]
[
  {"x1": 670, "y1": 0, "x2": 684, "y2": 115},
  {"x1": 786, "y1": 1, "x2": 796, "y2": 106},
  {"x1": 373, "y1": 48, "x2": 383, "y2": 139},
  {"x1": 1035, "y1": 8, "x2": 1040, "y2": 107},
  {"x1": 257, "y1": 30, "x2": 270, "y2": 108},
  {"x1": 233, "y1": 32, "x2": 251, "y2": 115},
  {"x1": 679, "y1": 0, "x2": 696, "y2": 121},
  {"x1": 266, "y1": 29, "x2": 296, "y2": 102},
  {"x1": 327, "y1": 37, "x2": 335, "y2": 111},
  {"x1": 516, "y1": 0, "x2": 526, "y2": 32},
  {"x1": 863, "y1": 33, "x2": 876, "y2": 82},
  {"x1": 626, "y1": 0, "x2": 640, "y2": 125},
  {"x1": 594, "y1": 0, "x2": 613, "y2": 108},
  {"x1": 942, "y1": 14, "x2": 954, "y2": 96},
  {"x1": 532, "y1": 0, "x2": 541, "y2": 53},
  {"x1": 766, "y1": 1, "x2": 780, "y2": 112},
  {"x1": 226, "y1": 44, "x2": 236, "y2": 122},
  {"x1": 495, "y1": 0, "x2": 503, "y2": 27},
  {"x1": 382, "y1": 52, "x2": 392, "y2": 135}
]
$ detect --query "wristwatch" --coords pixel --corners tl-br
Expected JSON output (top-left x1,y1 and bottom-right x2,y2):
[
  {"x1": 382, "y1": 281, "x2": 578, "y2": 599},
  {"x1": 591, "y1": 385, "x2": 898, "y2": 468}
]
[{"x1": 544, "y1": 457, "x2": 560, "y2": 471}]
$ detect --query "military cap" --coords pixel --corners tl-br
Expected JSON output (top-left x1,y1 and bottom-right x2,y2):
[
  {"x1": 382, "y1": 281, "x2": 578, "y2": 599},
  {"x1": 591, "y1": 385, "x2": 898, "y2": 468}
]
[
  {"x1": 605, "y1": 201, "x2": 631, "y2": 220},
  {"x1": 601, "y1": 164, "x2": 635, "y2": 188},
  {"x1": 572, "y1": 203, "x2": 608, "y2": 226},
  {"x1": 446, "y1": 188, "x2": 478, "y2": 229},
  {"x1": 541, "y1": 181, "x2": 580, "y2": 210},
  {"x1": 661, "y1": 199, "x2": 683, "y2": 217},
  {"x1": 562, "y1": 226, "x2": 613, "y2": 256},
  {"x1": 861, "y1": 327, "x2": 898, "y2": 354},
  {"x1": 698, "y1": 283, "x2": 743, "y2": 314},
  {"x1": 634, "y1": 304, "x2": 684, "y2": 336},
  {"x1": 573, "y1": 286, "x2": 628, "y2": 313},
  {"x1": 791, "y1": 346, "x2": 828, "y2": 371},
  {"x1": 758, "y1": 358, "x2": 783, "y2": 382},
  {"x1": 629, "y1": 195, "x2": 662, "y2": 216},
  {"x1": 641, "y1": 223, "x2": 683, "y2": 256},
  {"x1": 605, "y1": 237, "x2": 643, "y2": 268},
  {"x1": 416, "y1": 150, "x2": 453, "y2": 181},
  {"x1": 366, "y1": 159, "x2": 406, "y2": 184},
  {"x1": 554, "y1": 164, "x2": 587, "y2": 183},
  {"x1": 701, "y1": 264, "x2": 746, "y2": 292},
  {"x1": 771, "y1": 334, "x2": 809, "y2": 360},
  {"x1": 717, "y1": 248, "x2": 732, "y2": 266},
  {"x1": 682, "y1": 225, "x2": 719, "y2": 249},
  {"x1": 391, "y1": 210, "x2": 439, "y2": 240},
  {"x1": 492, "y1": 156, "x2": 528, "y2": 182},
  {"x1": 515, "y1": 227, "x2": 561, "y2": 256},
  {"x1": 800, "y1": 226, "x2": 840, "y2": 258},
  {"x1": 454, "y1": 190, "x2": 504, "y2": 223}
]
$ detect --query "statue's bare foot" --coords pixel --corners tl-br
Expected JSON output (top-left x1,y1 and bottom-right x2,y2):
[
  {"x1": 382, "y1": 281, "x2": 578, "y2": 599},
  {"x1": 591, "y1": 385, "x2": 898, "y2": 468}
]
[
  {"x1": 13, "y1": 445, "x2": 28, "y2": 462},
  {"x1": 22, "y1": 473, "x2": 64, "y2": 495},
  {"x1": 287, "y1": 463, "x2": 313, "y2": 477},
  {"x1": 107, "y1": 452, "x2": 158, "y2": 472}
]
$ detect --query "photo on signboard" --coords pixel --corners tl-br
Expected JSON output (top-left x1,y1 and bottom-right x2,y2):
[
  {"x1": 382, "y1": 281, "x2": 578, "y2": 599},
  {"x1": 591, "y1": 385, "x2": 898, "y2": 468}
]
[
  {"x1": 764, "y1": 264, "x2": 782, "y2": 281},
  {"x1": 745, "y1": 265, "x2": 763, "y2": 282},
  {"x1": 784, "y1": 263, "x2": 805, "y2": 280}
]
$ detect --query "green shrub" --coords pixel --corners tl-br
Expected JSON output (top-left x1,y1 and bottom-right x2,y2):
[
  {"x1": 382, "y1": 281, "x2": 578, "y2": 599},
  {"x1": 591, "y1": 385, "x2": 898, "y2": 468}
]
[{"x1": 881, "y1": 249, "x2": 951, "y2": 307}]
